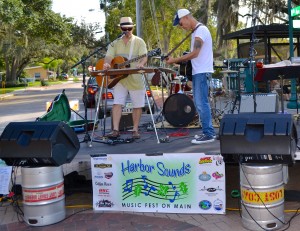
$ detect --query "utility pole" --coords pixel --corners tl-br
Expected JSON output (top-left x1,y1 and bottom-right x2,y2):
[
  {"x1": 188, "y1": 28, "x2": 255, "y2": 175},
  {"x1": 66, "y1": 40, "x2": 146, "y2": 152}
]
[
  {"x1": 136, "y1": 0, "x2": 142, "y2": 38},
  {"x1": 100, "y1": 0, "x2": 109, "y2": 43}
]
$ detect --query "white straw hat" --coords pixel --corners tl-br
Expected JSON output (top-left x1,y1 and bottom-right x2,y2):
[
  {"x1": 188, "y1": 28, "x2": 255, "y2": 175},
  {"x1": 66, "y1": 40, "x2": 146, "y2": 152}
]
[{"x1": 118, "y1": 17, "x2": 135, "y2": 27}]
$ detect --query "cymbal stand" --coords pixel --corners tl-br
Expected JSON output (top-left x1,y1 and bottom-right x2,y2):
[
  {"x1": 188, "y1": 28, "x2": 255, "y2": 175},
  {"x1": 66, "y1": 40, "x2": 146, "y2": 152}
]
[
  {"x1": 154, "y1": 70, "x2": 169, "y2": 127},
  {"x1": 231, "y1": 70, "x2": 241, "y2": 113},
  {"x1": 142, "y1": 73, "x2": 160, "y2": 143},
  {"x1": 279, "y1": 75, "x2": 285, "y2": 114}
]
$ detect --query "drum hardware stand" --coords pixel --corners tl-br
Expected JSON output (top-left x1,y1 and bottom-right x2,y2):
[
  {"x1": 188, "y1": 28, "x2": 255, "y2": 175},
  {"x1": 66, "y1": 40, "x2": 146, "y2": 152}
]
[
  {"x1": 154, "y1": 70, "x2": 166, "y2": 126},
  {"x1": 71, "y1": 47, "x2": 103, "y2": 144},
  {"x1": 152, "y1": 65, "x2": 172, "y2": 128}
]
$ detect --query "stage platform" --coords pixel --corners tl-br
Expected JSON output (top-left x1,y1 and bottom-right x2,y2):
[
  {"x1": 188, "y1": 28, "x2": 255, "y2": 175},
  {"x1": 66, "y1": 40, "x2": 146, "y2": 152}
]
[{"x1": 74, "y1": 114, "x2": 221, "y2": 162}]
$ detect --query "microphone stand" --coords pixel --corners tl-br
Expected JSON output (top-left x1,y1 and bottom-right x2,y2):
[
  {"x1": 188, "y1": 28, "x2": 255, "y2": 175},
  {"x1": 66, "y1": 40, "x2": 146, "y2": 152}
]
[
  {"x1": 249, "y1": 8, "x2": 259, "y2": 113},
  {"x1": 71, "y1": 47, "x2": 104, "y2": 143}
]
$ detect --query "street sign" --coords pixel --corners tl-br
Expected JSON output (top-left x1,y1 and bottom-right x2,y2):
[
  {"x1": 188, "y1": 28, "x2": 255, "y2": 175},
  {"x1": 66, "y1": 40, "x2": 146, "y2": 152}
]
[
  {"x1": 293, "y1": 20, "x2": 300, "y2": 28},
  {"x1": 291, "y1": 6, "x2": 300, "y2": 17}
]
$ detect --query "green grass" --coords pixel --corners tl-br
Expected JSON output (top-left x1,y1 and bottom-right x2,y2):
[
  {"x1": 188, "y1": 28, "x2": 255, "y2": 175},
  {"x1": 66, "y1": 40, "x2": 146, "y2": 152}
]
[{"x1": 0, "y1": 80, "x2": 66, "y2": 95}]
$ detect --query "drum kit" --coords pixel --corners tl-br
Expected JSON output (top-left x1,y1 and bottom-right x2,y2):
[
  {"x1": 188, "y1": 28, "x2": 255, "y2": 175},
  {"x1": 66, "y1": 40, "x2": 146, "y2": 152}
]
[{"x1": 157, "y1": 68, "x2": 224, "y2": 128}]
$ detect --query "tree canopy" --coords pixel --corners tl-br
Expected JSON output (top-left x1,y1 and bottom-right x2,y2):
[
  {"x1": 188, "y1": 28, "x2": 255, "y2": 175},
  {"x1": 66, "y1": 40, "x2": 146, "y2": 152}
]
[
  {"x1": 102, "y1": 0, "x2": 294, "y2": 59},
  {"x1": 0, "y1": 0, "x2": 297, "y2": 84},
  {"x1": 0, "y1": 0, "x2": 102, "y2": 83}
]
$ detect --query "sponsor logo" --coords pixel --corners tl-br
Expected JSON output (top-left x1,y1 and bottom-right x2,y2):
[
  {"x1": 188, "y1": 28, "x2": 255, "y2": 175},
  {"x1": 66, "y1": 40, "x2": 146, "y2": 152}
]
[
  {"x1": 198, "y1": 172, "x2": 211, "y2": 181},
  {"x1": 99, "y1": 188, "x2": 110, "y2": 193},
  {"x1": 94, "y1": 163, "x2": 112, "y2": 169},
  {"x1": 199, "y1": 200, "x2": 212, "y2": 210},
  {"x1": 95, "y1": 199, "x2": 114, "y2": 208},
  {"x1": 212, "y1": 171, "x2": 224, "y2": 180},
  {"x1": 200, "y1": 186, "x2": 223, "y2": 193},
  {"x1": 213, "y1": 156, "x2": 224, "y2": 166},
  {"x1": 213, "y1": 199, "x2": 223, "y2": 211},
  {"x1": 94, "y1": 175, "x2": 104, "y2": 179},
  {"x1": 104, "y1": 172, "x2": 113, "y2": 179},
  {"x1": 199, "y1": 157, "x2": 213, "y2": 164},
  {"x1": 93, "y1": 157, "x2": 108, "y2": 161},
  {"x1": 95, "y1": 182, "x2": 112, "y2": 186}
]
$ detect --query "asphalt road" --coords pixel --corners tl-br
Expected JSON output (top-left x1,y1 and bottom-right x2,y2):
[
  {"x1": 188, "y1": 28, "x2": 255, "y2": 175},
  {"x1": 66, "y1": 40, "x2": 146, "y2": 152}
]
[{"x1": 0, "y1": 81, "x2": 88, "y2": 134}]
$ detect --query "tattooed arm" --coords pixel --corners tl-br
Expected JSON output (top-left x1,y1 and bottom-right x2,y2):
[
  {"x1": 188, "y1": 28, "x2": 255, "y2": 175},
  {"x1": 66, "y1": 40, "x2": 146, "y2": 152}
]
[{"x1": 166, "y1": 37, "x2": 203, "y2": 64}]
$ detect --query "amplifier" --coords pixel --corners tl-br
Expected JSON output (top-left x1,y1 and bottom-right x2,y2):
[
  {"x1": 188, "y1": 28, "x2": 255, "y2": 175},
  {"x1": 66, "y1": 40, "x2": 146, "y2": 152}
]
[
  {"x1": 236, "y1": 154, "x2": 293, "y2": 164},
  {"x1": 239, "y1": 93, "x2": 278, "y2": 113},
  {"x1": 219, "y1": 113, "x2": 297, "y2": 164},
  {"x1": 111, "y1": 113, "x2": 133, "y2": 131}
]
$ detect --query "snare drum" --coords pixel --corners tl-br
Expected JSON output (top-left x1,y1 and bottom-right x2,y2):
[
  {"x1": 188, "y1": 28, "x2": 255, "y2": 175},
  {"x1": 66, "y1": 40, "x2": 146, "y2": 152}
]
[{"x1": 169, "y1": 81, "x2": 192, "y2": 95}]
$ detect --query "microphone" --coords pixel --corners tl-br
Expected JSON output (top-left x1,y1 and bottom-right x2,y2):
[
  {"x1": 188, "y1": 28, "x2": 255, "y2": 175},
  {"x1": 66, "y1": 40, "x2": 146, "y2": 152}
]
[{"x1": 117, "y1": 31, "x2": 127, "y2": 39}]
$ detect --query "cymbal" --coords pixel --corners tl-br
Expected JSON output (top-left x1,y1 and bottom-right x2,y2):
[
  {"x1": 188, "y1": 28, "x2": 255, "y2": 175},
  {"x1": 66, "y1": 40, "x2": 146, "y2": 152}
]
[{"x1": 91, "y1": 67, "x2": 156, "y2": 76}]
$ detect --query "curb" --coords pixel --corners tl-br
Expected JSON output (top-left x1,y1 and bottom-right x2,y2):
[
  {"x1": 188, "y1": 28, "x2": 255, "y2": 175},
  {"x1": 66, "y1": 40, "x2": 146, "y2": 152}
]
[{"x1": 0, "y1": 93, "x2": 15, "y2": 100}]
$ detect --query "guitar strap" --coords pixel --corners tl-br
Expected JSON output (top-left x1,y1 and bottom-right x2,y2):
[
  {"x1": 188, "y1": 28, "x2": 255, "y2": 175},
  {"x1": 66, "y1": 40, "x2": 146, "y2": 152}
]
[
  {"x1": 163, "y1": 23, "x2": 202, "y2": 59},
  {"x1": 128, "y1": 36, "x2": 135, "y2": 60}
]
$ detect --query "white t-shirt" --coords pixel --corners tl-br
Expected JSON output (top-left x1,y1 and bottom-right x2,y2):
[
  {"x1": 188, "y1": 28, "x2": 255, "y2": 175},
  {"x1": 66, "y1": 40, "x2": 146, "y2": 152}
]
[{"x1": 191, "y1": 24, "x2": 214, "y2": 74}]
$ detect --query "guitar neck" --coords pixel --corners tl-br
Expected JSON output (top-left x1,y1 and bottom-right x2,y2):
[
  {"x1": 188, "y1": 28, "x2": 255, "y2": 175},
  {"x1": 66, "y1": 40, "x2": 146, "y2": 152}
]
[{"x1": 118, "y1": 54, "x2": 147, "y2": 68}]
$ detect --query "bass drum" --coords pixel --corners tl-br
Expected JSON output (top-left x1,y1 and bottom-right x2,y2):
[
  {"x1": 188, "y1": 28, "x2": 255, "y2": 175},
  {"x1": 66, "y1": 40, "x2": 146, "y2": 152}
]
[{"x1": 163, "y1": 94, "x2": 196, "y2": 127}]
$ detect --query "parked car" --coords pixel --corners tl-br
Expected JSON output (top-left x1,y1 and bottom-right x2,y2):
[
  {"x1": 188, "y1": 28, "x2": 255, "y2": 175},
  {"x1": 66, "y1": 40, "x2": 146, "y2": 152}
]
[
  {"x1": 82, "y1": 76, "x2": 99, "y2": 108},
  {"x1": 83, "y1": 77, "x2": 155, "y2": 115},
  {"x1": 61, "y1": 73, "x2": 69, "y2": 79}
]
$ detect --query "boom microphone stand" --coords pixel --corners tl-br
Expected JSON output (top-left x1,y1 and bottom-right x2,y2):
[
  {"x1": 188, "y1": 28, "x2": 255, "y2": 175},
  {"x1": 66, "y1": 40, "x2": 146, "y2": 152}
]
[{"x1": 71, "y1": 47, "x2": 104, "y2": 143}]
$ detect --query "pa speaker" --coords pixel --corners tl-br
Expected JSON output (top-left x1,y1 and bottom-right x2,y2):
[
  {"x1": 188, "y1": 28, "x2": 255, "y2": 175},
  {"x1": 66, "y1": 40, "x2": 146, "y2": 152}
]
[
  {"x1": 219, "y1": 113, "x2": 297, "y2": 164},
  {"x1": 0, "y1": 121, "x2": 80, "y2": 166}
]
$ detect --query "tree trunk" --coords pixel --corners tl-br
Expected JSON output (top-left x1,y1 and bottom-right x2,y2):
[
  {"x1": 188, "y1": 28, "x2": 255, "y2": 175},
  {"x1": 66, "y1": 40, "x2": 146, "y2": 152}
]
[{"x1": 5, "y1": 56, "x2": 18, "y2": 84}]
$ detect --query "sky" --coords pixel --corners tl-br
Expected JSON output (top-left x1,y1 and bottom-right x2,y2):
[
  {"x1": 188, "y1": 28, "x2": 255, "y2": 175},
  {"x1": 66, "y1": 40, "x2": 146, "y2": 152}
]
[{"x1": 51, "y1": 0, "x2": 106, "y2": 38}]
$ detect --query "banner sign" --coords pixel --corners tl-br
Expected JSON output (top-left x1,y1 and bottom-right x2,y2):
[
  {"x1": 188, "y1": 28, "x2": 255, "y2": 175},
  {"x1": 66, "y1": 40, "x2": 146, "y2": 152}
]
[{"x1": 91, "y1": 153, "x2": 226, "y2": 214}]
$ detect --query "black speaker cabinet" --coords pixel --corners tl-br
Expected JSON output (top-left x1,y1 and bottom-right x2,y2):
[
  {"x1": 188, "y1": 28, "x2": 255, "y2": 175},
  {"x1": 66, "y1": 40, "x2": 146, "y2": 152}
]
[
  {"x1": 111, "y1": 113, "x2": 133, "y2": 131},
  {"x1": 219, "y1": 113, "x2": 297, "y2": 164},
  {"x1": 0, "y1": 121, "x2": 80, "y2": 166}
]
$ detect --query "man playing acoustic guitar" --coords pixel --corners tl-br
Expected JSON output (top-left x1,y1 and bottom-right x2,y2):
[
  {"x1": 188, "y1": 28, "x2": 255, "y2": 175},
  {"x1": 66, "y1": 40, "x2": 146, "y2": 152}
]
[{"x1": 103, "y1": 17, "x2": 148, "y2": 139}]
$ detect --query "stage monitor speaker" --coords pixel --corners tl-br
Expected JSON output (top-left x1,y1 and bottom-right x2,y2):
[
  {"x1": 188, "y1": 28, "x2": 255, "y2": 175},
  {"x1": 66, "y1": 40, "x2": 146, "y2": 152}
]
[
  {"x1": 0, "y1": 121, "x2": 80, "y2": 166},
  {"x1": 239, "y1": 93, "x2": 278, "y2": 113},
  {"x1": 219, "y1": 113, "x2": 297, "y2": 164}
]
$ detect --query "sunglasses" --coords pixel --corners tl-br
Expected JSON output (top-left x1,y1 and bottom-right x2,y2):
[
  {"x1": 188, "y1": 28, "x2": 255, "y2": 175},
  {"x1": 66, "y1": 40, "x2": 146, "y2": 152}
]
[{"x1": 121, "y1": 27, "x2": 133, "y2": 31}]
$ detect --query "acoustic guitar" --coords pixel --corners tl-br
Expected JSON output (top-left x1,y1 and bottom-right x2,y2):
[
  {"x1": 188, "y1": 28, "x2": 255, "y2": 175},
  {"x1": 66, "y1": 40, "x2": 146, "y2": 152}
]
[{"x1": 95, "y1": 48, "x2": 161, "y2": 88}]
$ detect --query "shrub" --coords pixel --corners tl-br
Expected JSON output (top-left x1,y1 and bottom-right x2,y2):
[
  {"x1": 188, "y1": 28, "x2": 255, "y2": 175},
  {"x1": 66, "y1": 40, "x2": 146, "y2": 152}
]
[
  {"x1": 41, "y1": 79, "x2": 49, "y2": 86},
  {"x1": 4, "y1": 82, "x2": 28, "y2": 88}
]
